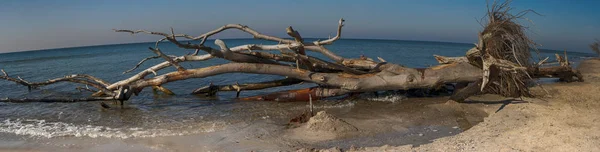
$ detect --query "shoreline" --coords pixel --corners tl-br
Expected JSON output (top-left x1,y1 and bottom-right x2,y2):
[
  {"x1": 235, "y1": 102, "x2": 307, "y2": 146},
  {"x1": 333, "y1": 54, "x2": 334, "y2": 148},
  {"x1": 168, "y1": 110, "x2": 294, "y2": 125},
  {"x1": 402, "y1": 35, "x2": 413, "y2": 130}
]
[
  {"x1": 346, "y1": 58, "x2": 600, "y2": 151},
  {"x1": 1, "y1": 59, "x2": 599, "y2": 151}
]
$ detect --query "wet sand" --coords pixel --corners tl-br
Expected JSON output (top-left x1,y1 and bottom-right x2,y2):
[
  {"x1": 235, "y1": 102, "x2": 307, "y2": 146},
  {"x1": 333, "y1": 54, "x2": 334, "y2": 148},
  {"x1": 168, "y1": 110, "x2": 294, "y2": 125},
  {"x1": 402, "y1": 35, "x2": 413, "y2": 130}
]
[
  {"x1": 348, "y1": 58, "x2": 600, "y2": 152},
  {"x1": 0, "y1": 94, "x2": 497, "y2": 151}
]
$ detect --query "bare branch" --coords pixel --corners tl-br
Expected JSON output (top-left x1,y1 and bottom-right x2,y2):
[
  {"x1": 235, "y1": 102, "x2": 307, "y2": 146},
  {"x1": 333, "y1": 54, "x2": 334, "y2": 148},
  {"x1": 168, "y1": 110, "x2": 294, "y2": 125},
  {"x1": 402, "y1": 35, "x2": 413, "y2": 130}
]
[
  {"x1": 0, "y1": 71, "x2": 114, "y2": 96},
  {"x1": 230, "y1": 44, "x2": 301, "y2": 52},
  {"x1": 340, "y1": 58, "x2": 380, "y2": 70},
  {"x1": 297, "y1": 54, "x2": 367, "y2": 74},
  {"x1": 198, "y1": 24, "x2": 294, "y2": 43},
  {"x1": 149, "y1": 47, "x2": 185, "y2": 71},
  {"x1": 433, "y1": 55, "x2": 468, "y2": 64},
  {"x1": 303, "y1": 45, "x2": 356, "y2": 65},
  {"x1": 114, "y1": 22, "x2": 349, "y2": 64},
  {"x1": 377, "y1": 57, "x2": 387, "y2": 62},
  {"x1": 210, "y1": 39, "x2": 280, "y2": 64},
  {"x1": 113, "y1": 29, "x2": 170, "y2": 37},
  {"x1": 152, "y1": 85, "x2": 175, "y2": 95},
  {"x1": 114, "y1": 24, "x2": 294, "y2": 44},
  {"x1": 76, "y1": 86, "x2": 97, "y2": 93},
  {"x1": 246, "y1": 51, "x2": 296, "y2": 62},
  {"x1": 192, "y1": 78, "x2": 304, "y2": 95},
  {"x1": 114, "y1": 23, "x2": 350, "y2": 68},
  {"x1": 123, "y1": 55, "x2": 161, "y2": 74},
  {"x1": 1, "y1": 69, "x2": 7, "y2": 76},
  {"x1": 241, "y1": 50, "x2": 367, "y2": 74},
  {"x1": 109, "y1": 45, "x2": 283, "y2": 91},
  {"x1": 214, "y1": 39, "x2": 231, "y2": 53},
  {"x1": 537, "y1": 57, "x2": 549, "y2": 66},
  {"x1": 313, "y1": 18, "x2": 344, "y2": 45},
  {"x1": 108, "y1": 54, "x2": 215, "y2": 90},
  {"x1": 0, "y1": 97, "x2": 116, "y2": 103},
  {"x1": 0, "y1": 69, "x2": 30, "y2": 87},
  {"x1": 286, "y1": 26, "x2": 305, "y2": 44}
]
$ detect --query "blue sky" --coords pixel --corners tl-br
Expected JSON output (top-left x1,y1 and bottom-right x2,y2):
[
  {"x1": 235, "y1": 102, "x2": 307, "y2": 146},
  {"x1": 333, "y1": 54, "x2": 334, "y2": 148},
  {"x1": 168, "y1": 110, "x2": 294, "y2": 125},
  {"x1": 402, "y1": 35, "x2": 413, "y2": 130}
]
[{"x1": 0, "y1": 0, "x2": 598, "y2": 53}]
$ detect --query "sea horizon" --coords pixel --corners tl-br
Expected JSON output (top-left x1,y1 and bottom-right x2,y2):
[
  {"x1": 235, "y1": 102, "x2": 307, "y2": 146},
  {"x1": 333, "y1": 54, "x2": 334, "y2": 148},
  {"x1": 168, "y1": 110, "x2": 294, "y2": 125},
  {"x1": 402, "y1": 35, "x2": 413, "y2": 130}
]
[{"x1": 1, "y1": 38, "x2": 593, "y2": 55}]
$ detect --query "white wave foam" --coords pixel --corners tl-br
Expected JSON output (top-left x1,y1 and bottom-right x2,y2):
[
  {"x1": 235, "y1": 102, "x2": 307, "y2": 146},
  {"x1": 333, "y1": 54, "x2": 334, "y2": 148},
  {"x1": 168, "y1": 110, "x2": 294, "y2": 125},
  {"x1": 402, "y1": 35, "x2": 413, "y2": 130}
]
[
  {"x1": 0, "y1": 119, "x2": 222, "y2": 139},
  {"x1": 360, "y1": 92, "x2": 407, "y2": 103},
  {"x1": 317, "y1": 101, "x2": 356, "y2": 109},
  {"x1": 291, "y1": 101, "x2": 356, "y2": 111}
]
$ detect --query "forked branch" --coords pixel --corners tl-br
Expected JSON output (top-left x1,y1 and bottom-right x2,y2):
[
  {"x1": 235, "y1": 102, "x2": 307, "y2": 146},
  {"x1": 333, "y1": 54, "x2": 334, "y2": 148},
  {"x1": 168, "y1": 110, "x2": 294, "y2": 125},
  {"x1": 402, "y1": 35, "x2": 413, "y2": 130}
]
[{"x1": 1, "y1": 9, "x2": 585, "y2": 104}]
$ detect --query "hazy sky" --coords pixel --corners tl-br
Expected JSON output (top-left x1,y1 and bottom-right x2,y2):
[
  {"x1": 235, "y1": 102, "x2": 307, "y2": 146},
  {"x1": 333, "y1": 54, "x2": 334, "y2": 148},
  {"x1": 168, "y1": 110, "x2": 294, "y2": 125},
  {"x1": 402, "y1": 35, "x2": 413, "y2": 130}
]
[{"x1": 0, "y1": 0, "x2": 599, "y2": 53}]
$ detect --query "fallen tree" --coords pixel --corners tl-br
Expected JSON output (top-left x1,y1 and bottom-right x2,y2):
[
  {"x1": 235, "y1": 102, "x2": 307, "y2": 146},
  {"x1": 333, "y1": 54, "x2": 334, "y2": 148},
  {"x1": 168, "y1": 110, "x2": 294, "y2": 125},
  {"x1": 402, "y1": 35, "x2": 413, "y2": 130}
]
[{"x1": 0, "y1": 1, "x2": 583, "y2": 105}]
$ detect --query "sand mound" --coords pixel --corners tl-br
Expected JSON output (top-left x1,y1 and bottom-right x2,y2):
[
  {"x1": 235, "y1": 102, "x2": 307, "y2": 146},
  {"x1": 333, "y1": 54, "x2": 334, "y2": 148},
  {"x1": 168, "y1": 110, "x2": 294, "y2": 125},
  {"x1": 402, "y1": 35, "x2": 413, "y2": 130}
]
[
  {"x1": 306, "y1": 111, "x2": 358, "y2": 133},
  {"x1": 342, "y1": 59, "x2": 600, "y2": 151},
  {"x1": 286, "y1": 111, "x2": 358, "y2": 142}
]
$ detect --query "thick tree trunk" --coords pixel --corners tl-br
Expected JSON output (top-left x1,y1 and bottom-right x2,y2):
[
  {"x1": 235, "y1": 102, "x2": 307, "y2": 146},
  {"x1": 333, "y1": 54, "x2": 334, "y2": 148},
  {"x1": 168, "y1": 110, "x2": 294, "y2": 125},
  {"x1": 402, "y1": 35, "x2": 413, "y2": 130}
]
[
  {"x1": 238, "y1": 87, "x2": 347, "y2": 102},
  {"x1": 127, "y1": 62, "x2": 483, "y2": 94},
  {"x1": 0, "y1": 11, "x2": 585, "y2": 103}
]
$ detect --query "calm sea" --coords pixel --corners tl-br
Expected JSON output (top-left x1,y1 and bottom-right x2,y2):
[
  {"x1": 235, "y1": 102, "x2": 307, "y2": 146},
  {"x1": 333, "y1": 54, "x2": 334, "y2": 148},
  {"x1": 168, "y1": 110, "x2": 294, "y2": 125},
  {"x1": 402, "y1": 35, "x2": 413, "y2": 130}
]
[{"x1": 0, "y1": 39, "x2": 594, "y2": 139}]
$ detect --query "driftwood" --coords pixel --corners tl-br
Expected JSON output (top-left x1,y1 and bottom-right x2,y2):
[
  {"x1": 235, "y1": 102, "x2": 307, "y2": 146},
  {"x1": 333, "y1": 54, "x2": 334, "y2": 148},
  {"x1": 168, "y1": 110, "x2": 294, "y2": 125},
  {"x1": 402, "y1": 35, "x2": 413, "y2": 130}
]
[
  {"x1": 591, "y1": 39, "x2": 600, "y2": 56},
  {"x1": 0, "y1": 1, "x2": 583, "y2": 104}
]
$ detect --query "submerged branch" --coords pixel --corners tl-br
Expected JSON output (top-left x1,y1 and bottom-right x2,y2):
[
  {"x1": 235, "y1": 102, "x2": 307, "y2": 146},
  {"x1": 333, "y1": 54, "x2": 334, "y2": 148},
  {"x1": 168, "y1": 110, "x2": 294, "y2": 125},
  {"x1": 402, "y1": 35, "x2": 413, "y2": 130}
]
[
  {"x1": 192, "y1": 78, "x2": 304, "y2": 95},
  {"x1": 0, "y1": 97, "x2": 115, "y2": 103},
  {"x1": 1, "y1": 70, "x2": 115, "y2": 96},
  {"x1": 123, "y1": 55, "x2": 161, "y2": 74}
]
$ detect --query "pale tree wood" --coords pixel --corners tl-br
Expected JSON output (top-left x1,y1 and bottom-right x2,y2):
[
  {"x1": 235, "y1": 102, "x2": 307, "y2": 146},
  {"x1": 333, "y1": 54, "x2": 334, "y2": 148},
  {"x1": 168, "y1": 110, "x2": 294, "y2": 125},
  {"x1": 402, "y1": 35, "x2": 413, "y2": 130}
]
[
  {"x1": 191, "y1": 78, "x2": 304, "y2": 96},
  {"x1": 0, "y1": 18, "x2": 584, "y2": 103},
  {"x1": 127, "y1": 62, "x2": 483, "y2": 94}
]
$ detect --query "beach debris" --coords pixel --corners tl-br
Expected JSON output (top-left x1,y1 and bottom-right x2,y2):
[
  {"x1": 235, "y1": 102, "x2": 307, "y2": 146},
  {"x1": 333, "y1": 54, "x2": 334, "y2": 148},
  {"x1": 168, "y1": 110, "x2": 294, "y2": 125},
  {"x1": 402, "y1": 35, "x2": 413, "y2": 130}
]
[
  {"x1": 590, "y1": 39, "x2": 600, "y2": 56},
  {"x1": 306, "y1": 111, "x2": 357, "y2": 133},
  {"x1": 0, "y1": 1, "x2": 583, "y2": 105}
]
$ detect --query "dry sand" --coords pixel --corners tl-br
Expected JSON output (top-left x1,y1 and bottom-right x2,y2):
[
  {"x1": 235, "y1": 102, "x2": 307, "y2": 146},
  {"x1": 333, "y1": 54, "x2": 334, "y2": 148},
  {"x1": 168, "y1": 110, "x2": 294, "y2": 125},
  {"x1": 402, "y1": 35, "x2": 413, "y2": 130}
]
[{"x1": 339, "y1": 58, "x2": 600, "y2": 152}]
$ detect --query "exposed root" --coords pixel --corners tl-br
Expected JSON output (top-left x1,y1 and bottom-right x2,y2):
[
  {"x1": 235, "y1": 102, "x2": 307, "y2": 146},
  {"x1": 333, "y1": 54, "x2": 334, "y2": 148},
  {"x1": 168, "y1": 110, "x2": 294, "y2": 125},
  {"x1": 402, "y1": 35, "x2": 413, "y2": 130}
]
[
  {"x1": 0, "y1": 6, "x2": 583, "y2": 104},
  {"x1": 476, "y1": 0, "x2": 538, "y2": 97}
]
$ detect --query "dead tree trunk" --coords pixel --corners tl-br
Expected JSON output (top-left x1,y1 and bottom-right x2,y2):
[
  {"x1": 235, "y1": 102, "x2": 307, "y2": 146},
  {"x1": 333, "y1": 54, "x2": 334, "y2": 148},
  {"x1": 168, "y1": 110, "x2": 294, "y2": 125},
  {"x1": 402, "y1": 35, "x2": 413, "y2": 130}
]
[{"x1": 0, "y1": 1, "x2": 583, "y2": 104}]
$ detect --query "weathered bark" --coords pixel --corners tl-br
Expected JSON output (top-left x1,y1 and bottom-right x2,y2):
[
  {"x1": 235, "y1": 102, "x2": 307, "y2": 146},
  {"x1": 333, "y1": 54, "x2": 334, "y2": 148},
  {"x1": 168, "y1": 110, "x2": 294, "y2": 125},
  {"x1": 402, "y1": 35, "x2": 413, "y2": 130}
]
[
  {"x1": 0, "y1": 7, "x2": 585, "y2": 104},
  {"x1": 149, "y1": 47, "x2": 186, "y2": 71},
  {"x1": 127, "y1": 62, "x2": 482, "y2": 94},
  {"x1": 434, "y1": 55, "x2": 468, "y2": 64},
  {"x1": 434, "y1": 54, "x2": 583, "y2": 82},
  {"x1": 449, "y1": 80, "x2": 483, "y2": 102},
  {"x1": 238, "y1": 87, "x2": 348, "y2": 102},
  {"x1": 0, "y1": 97, "x2": 114, "y2": 103},
  {"x1": 152, "y1": 85, "x2": 175, "y2": 95},
  {"x1": 530, "y1": 66, "x2": 583, "y2": 82},
  {"x1": 1, "y1": 70, "x2": 114, "y2": 96},
  {"x1": 191, "y1": 78, "x2": 304, "y2": 96}
]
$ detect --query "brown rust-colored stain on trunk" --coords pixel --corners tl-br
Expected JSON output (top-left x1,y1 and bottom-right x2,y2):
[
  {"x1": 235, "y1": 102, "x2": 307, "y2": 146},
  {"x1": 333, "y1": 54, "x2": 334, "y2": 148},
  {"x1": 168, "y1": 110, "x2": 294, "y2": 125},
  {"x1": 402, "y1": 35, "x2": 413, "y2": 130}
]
[
  {"x1": 238, "y1": 88, "x2": 319, "y2": 102},
  {"x1": 166, "y1": 70, "x2": 196, "y2": 80},
  {"x1": 294, "y1": 69, "x2": 309, "y2": 74},
  {"x1": 415, "y1": 68, "x2": 426, "y2": 79},
  {"x1": 430, "y1": 63, "x2": 458, "y2": 70},
  {"x1": 338, "y1": 73, "x2": 377, "y2": 78}
]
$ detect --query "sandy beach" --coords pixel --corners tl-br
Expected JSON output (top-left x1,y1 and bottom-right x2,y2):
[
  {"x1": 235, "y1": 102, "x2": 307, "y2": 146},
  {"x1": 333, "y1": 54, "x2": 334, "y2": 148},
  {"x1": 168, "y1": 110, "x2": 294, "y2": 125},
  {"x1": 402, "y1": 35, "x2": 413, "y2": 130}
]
[{"x1": 341, "y1": 58, "x2": 600, "y2": 152}]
